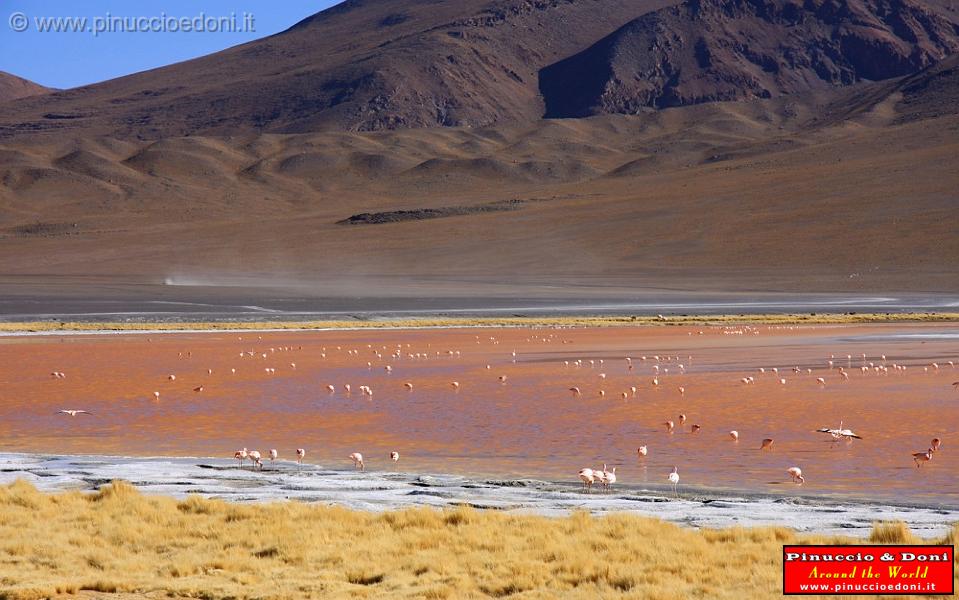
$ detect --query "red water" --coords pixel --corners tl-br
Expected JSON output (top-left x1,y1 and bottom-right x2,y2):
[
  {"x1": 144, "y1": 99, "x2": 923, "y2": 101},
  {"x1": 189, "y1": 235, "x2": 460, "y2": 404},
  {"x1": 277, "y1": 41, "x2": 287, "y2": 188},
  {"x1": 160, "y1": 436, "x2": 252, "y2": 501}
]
[{"x1": 0, "y1": 324, "x2": 956, "y2": 504}]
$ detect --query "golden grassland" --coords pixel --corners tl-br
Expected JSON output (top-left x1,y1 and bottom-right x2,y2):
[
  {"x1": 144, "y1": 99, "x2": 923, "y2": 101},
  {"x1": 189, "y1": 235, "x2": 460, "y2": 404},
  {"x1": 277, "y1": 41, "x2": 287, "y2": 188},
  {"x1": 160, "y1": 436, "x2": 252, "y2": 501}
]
[
  {"x1": 0, "y1": 481, "x2": 955, "y2": 599},
  {"x1": 1, "y1": 312, "x2": 958, "y2": 334}
]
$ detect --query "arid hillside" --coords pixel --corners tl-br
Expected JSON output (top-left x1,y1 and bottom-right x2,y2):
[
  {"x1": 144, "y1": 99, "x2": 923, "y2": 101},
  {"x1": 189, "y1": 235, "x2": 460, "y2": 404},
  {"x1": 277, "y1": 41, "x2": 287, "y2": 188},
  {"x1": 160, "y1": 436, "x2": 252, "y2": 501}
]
[
  {"x1": 0, "y1": 71, "x2": 50, "y2": 103},
  {"x1": 0, "y1": 0, "x2": 957, "y2": 307}
]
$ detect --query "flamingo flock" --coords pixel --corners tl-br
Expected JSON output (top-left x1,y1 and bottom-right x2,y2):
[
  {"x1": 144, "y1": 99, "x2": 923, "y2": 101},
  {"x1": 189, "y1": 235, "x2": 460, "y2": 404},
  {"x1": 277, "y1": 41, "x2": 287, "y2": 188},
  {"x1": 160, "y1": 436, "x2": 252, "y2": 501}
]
[{"x1": 39, "y1": 326, "x2": 955, "y2": 502}]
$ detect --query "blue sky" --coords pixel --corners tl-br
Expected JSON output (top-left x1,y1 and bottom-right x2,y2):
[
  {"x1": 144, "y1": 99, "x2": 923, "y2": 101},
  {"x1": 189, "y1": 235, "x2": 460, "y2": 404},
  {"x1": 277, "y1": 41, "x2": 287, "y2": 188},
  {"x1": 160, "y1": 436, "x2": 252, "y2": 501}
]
[{"x1": 1, "y1": 1, "x2": 343, "y2": 89}]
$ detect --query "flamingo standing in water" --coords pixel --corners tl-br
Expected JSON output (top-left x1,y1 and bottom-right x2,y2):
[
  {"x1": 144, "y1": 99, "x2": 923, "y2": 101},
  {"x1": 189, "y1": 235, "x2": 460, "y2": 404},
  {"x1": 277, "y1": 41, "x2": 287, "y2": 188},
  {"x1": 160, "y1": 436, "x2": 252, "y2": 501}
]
[
  {"x1": 390, "y1": 451, "x2": 399, "y2": 462},
  {"x1": 593, "y1": 468, "x2": 608, "y2": 491},
  {"x1": 234, "y1": 448, "x2": 248, "y2": 467},
  {"x1": 729, "y1": 430, "x2": 739, "y2": 441},
  {"x1": 268, "y1": 448, "x2": 278, "y2": 468},
  {"x1": 787, "y1": 467, "x2": 804, "y2": 484},
  {"x1": 913, "y1": 449, "x2": 933, "y2": 467},
  {"x1": 601, "y1": 464, "x2": 617, "y2": 492},
  {"x1": 296, "y1": 448, "x2": 305, "y2": 471},
  {"x1": 637, "y1": 445, "x2": 648, "y2": 457},
  {"x1": 667, "y1": 467, "x2": 680, "y2": 495},
  {"x1": 579, "y1": 468, "x2": 595, "y2": 493},
  {"x1": 349, "y1": 452, "x2": 365, "y2": 471},
  {"x1": 931, "y1": 438, "x2": 942, "y2": 452},
  {"x1": 248, "y1": 450, "x2": 262, "y2": 470},
  {"x1": 760, "y1": 438, "x2": 774, "y2": 451},
  {"x1": 664, "y1": 420, "x2": 675, "y2": 433}
]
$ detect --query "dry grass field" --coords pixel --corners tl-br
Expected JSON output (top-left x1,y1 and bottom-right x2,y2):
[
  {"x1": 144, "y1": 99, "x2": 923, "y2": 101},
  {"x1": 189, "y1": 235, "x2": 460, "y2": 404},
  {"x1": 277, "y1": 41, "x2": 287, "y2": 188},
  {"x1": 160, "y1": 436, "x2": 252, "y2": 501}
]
[{"x1": 0, "y1": 480, "x2": 955, "y2": 599}]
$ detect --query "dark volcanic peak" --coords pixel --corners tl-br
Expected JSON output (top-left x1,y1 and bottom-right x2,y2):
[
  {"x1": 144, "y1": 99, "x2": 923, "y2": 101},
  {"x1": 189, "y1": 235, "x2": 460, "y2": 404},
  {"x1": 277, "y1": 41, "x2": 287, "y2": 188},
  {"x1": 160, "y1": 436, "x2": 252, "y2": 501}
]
[
  {"x1": 539, "y1": 0, "x2": 959, "y2": 117},
  {"x1": 0, "y1": 0, "x2": 658, "y2": 138}
]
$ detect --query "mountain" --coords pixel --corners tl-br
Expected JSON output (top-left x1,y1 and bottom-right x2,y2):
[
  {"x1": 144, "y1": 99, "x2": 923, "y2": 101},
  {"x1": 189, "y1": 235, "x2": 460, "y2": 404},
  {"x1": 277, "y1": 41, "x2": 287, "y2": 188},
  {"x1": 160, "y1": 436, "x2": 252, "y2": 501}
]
[
  {"x1": 0, "y1": 0, "x2": 957, "y2": 307},
  {"x1": 539, "y1": 0, "x2": 959, "y2": 117},
  {"x1": 0, "y1": 0, "x2": 673, "y2": 139},
  {"x1": 0, "y1": 71, "x2": 50, "y2": 103}
]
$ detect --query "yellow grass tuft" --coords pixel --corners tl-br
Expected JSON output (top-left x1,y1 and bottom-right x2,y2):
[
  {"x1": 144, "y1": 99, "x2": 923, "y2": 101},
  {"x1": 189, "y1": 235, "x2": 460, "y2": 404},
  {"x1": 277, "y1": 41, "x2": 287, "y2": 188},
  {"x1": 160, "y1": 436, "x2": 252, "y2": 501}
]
[
  {"x1": 869, "y1": 521, "x2": 920, "y2": 544},
  {"x1": 0, "y1": 480, "x2": 954, "y2": 599}
]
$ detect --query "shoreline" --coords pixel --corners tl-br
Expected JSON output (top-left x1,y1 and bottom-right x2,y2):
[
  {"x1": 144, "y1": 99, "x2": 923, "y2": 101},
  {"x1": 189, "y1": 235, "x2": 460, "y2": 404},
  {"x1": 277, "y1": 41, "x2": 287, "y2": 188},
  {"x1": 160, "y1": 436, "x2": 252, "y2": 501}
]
[
  {"x1": 2, "y1": 311, "x2": 959, "y2": 334},
  {"x1": 2, "y1": 452, "x2": 956, "y2": 538}
]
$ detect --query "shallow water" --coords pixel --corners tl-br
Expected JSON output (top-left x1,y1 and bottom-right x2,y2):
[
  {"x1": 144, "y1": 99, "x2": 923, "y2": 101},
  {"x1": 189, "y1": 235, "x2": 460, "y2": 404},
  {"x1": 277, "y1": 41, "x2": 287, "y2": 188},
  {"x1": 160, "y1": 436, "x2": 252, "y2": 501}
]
[
  {"x1": 1, "y1": 453, "x2": 955, "y2": 538},
  {"x1": 0, "y1": 324, "x2": 956, "y2": 510}
]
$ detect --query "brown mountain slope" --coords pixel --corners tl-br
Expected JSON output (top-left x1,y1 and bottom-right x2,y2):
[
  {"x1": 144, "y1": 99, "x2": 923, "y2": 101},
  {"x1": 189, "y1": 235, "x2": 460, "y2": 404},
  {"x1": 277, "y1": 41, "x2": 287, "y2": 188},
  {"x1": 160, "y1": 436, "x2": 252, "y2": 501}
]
[
  {"x1": 0, "y1": 73, "x2": 957, "y2": 297},
  {"x1": 0, "y1": 72, "x2": 50, "y2": 104},
  {"x1": 0, "y1": 0, "x2": 674, "y2": 139},
  {"x1": 539, "y1": 0, "x2": 959, "y2": 117}
]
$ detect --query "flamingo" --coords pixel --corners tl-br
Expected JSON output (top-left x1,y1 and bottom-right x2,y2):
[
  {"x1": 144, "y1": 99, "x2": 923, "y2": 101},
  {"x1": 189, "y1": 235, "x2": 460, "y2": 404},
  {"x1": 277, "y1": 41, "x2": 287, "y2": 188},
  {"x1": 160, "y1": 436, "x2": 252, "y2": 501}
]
[
  {"x1": 690, "y1": 424, "x2": 701, "y2": 434},
  {"x1": 817, "y1": 422, "x2": 862, "y2": 443},
  {"x1": 450, "y1": 381, "x2": 460, "y2": 390},
  {"x1": 913, "y1": 449, "x2": 933, "y2": 467},
  {"x1": 787, "y1": 467, "x2": 804, "y2": 483},
  {"x1": 296, "y1": 448, "x2": 305, "y2": 470},
  {"x1": 404, "y1": 382, "x2": 414, "y2": 390},
  {"x1": 760, "y1": 438, "x2": 774, "y2": 451},
  {"x1": 57, "y1": 409, "x2": 91, "y2": 417},
  {"x1": 667, "y1": 467, "x2": 680, "y2": 495},
  {"x1": 569, "y1": 387, "x2": 581, "y2": 395},
  {"x1": 168, "y1": 375, "x2": 176, "y2": 381},
  {"x1": 248, "y1": 450, "x2": 262, "y2": 470},
  {"x1": 234, "y1": 448, "x2": 248, "y2": 467},
  {"x1": 349, "y1": 452, "x2": 365, "y2": 471},
  {"x1": 637, "y1": 445, "x2": 648, "y2": 457},
  {"x1": 931, "y1": 438, "x2": 942, "y2": 452},
  {"x1": 193, "y1": 385, "x2": 204, "y2": 393},
  {"x1": 678, "y1": 414, "x2": 687, "y2": 425},
  {"x1": 816, "y1": 377, "x2": 825, "y2": 386},
  {"x1": 602, "y1": 465, "x2": 617, "y2": 491},
  {"x1": 327, "y1": 384, "x2": 335, "y2": 393},
  {"x1": 664, "y1": 420, "x2": 675, "y2": 433},
  {"x1": 390, "y1": 451, "x2": 399, "y2": 462},
  {"x1": 268, "y1": 448, "x2": 278, "y2": 468},
  {"x1": 153, "y1": 391, "x2": 160, "y2": 400},
  {"x1": 729, "y1": 430, "x2": 739, "y2": 441},
  {"x1": 578, "y1": 468, "x2": 595, "y2": 492},
  {"x1": 593, "y1": 468, "x2": 608, "y2": 491}
]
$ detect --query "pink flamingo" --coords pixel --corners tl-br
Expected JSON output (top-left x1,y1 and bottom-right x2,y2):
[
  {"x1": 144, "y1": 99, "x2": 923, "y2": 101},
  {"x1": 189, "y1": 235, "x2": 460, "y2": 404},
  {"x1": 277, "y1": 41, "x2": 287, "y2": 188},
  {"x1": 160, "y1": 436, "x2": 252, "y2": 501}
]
[
  {"x1": 349, "y1": 452, "x2": 365, "y2": 471},
  {"x1": 234, "y1": 448, "x2": 248, "y2": 467},
  {"x1": 296, "y1": 448, "x2": 305, "y2": 471},
  {"x1": 578, "y1": 468, "x2": 595, "y2": 492},
  {"x1": 268, "y1": 448, "x2": 278, "y2": 468},
  {"x1": 787, "y1": 467, "x2": 804, "y2": 483}
]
